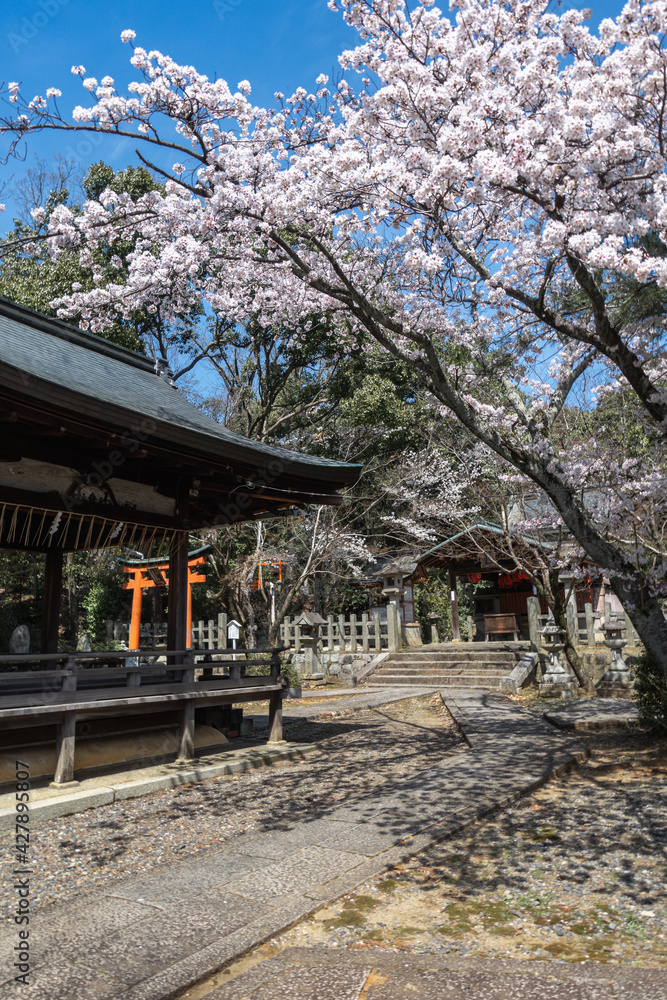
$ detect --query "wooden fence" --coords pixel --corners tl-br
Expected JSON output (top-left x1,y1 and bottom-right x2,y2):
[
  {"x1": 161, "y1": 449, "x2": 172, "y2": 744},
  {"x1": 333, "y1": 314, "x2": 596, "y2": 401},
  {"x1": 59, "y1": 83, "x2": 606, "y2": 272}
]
[
  {"x1": 280, "y1": 612, "x2": 392, "y2": 653},
  {"x1": 106, "y1": 613, "x2": 230, "y2": 650}
]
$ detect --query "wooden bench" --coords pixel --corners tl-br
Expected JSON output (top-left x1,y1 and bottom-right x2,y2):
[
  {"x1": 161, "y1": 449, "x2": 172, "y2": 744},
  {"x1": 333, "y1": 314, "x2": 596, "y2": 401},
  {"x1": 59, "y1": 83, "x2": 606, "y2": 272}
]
[
  {"x1": 483, "y1": 614, "x2": 520, "y2": 641},
  {"x1": 0, "y1": 647, "x2": 286, "y2": 785}
]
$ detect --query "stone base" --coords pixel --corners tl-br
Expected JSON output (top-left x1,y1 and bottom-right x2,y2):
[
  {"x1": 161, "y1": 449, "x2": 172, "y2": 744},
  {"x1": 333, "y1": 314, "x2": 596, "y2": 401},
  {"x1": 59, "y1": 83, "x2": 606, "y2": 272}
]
[
  {"x1": 539, "y1": 679, "x2": 578, "y2": 699},
  {"x1": 401, "y1": 623, "x2": 423, "y2": 647}
]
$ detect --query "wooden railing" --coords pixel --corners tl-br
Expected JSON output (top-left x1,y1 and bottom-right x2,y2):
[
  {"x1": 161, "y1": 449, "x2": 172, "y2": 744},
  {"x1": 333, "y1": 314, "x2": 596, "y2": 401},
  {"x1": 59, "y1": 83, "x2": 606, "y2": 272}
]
[{"x1": 0, "y1": 646, "x2": 287, "y2": 785}]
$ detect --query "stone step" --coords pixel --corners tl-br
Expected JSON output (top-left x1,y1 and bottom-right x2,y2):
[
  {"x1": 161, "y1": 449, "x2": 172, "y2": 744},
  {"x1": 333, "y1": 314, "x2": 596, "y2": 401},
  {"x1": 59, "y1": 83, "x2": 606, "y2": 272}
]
[
  {"x1": 386, "y1": 652, "x2": 518, "y2": 663},
  {"x1": 382, "y1": 659, "x2": 513, "y2": 669},
  {"x1": 376, "y1": 672, "x2": 508, "y2": 682},
  {"x1": 371, "y1": 666, "x2": 509, "y2": 677},
  {"x1": 370, "y1": 675, "x2": 499, "y2": 687}
]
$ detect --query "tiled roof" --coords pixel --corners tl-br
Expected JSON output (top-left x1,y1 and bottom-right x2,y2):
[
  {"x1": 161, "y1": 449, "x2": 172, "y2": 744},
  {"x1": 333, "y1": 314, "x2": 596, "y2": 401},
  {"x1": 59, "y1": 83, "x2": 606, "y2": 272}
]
[{"x1": 0, "y1": 298, "x2": 360, "y2": 482}]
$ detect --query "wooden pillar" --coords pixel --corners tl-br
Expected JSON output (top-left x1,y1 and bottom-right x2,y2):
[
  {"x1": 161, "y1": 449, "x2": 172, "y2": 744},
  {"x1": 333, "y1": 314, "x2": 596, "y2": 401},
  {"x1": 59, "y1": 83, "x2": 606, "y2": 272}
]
[
  {"x1": 167, "y1": 531, "x2": 189, "y2": 659},
  {"x1": 449, "y1": 571, "x2": 460, "y2": 642},
  {"x1": 186, "y1": 582, "x2": 193, "y2": 649},
  {"x1": 129, "y1": 572, "x2": 143, "y2": 651},
  {"x1": 268, "y1": 690, "x2": 283, "y2": 742},
  {"x1": 41, "y1": 548, "x2": 64, "y2": 654}
]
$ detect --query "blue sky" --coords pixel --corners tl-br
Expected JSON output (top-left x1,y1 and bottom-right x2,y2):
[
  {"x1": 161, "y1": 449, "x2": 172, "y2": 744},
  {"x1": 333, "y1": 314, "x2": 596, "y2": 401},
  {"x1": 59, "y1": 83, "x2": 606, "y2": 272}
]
[{"x1": 2, "y1": 0, "x2": 627, "y2": 223}]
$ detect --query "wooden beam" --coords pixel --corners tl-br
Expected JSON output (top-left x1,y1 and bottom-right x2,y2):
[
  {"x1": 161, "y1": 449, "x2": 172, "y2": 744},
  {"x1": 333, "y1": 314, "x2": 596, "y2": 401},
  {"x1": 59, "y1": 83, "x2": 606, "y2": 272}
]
[{"x1": 41, "y1": 549, "x2": 63, "y2": 653}]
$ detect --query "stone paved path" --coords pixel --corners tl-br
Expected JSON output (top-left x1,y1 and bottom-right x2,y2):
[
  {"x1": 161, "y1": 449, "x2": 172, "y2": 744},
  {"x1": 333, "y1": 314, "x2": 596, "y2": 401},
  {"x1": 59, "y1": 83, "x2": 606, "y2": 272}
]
[
  {"x1": 251, "y1": 686, "x2": 440, "y2": 729},
  {"x1": 0, "y1": 691, "x2": 596, "y2": 999},
  {"x1": 200, "y1": 946, "x2": 667, "y2": 999}
]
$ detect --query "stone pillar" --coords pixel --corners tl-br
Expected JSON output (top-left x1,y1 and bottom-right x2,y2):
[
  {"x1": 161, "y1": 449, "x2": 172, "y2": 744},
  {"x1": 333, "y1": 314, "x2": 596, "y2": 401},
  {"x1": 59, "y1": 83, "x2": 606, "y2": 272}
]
[
  {"x1": 386, "y1": 603, "x2": 401, "y2": 652},
  {"x1": 585, "y1": 603, "x2": 596, "y2": 648},
  {"x1": 566, "y1": 595, "x2": 578, "y2": 649},
  {"x1": 527, "y1": 596, "x2": 541, "y2": 651}
]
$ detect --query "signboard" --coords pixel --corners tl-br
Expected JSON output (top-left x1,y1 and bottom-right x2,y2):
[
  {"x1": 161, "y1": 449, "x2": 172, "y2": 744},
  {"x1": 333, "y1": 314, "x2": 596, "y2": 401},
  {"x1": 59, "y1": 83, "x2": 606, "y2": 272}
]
[{"x1": 227, "y1": 620, "x2": 241, "y2": 641}]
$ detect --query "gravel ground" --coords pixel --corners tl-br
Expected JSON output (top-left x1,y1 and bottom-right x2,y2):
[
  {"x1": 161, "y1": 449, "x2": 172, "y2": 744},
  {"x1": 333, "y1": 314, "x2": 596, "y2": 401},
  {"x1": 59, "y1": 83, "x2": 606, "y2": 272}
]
[
  {"x1": 0, "y1": 694, "x2": 464, "y2": 919},
  {"x1": 273, "y1": 720, "x2": 667, "y2": 967}
]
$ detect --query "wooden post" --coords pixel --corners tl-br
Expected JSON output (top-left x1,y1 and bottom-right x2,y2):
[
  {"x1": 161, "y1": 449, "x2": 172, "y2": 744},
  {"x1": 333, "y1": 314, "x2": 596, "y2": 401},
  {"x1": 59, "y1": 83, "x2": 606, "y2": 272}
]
[
  {"x1": 349, "y1": 614, "x2": 358, "y2": 653},
  {"x1": 527, "y1": 596, "x2": 541, "y2": 650},
  {"x1": 41, "y1": 548, "x2": 64, "y2": 654},
  {"x1": 449, "y1": 571, "x2": 460, "y2": 642},
  {"x1": 585, "y1": 603, "x2": 596, "y2": 648},
  {"x1": 338, "y1": 614, "x2": 346, "y2": 652},
  {"x1": 373, "y1": 611, "x2": 382, "y2": 649},
  {"x1": 53, "y1": 712, "x2": 76, "y2": 784},
  {"x1": 127, "y1": 576, "x2": 143, "y2": 651},
  {"x1": 177, "y1": 703, "x2": 195, "y2": 760},
  {"x1": 177, "y1": 656, "x2": 196, "y2": 760},
  {"x1": 361, "y1": 612, "x2": 369, "y2": 652},
  {"x1": 268, "y1": 689, "x2": 283, "y2": 742},
  {"x1": 218, "y1": 612, "x2": 227, "y2": 649},
  {"x1": 52, "y1": 660, "x2": 77, "y2": 784},
  {"x1": 167, "y1": 531, "x2": 189, "y2": 660}
]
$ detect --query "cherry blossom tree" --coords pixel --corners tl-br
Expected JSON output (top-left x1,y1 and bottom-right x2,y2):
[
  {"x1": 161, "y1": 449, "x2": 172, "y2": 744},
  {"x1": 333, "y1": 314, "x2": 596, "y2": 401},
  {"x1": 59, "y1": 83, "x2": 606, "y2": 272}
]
[{"x1": 2, "y1": 0, "x2": 667, "y2": 669}]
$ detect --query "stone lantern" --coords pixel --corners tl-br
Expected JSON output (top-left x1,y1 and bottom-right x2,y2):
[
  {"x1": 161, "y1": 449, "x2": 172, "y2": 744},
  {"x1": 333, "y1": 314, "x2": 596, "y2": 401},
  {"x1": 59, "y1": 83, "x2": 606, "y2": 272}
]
[
  {"x1": 293, "y1": 612, "x2": 327, "y2": 678},
  {"x1": 428, "y1": 612, "x2": 441, "y2": 645},
  {"x1": 378, "y1": 562, "x2": 404, "y2": 652},
  {"x1": 597, "y1": 619, "x2": 633, "y2": 695},
  {"x1": 539, "y1": 616, "x2": 576, "y2": 697}
]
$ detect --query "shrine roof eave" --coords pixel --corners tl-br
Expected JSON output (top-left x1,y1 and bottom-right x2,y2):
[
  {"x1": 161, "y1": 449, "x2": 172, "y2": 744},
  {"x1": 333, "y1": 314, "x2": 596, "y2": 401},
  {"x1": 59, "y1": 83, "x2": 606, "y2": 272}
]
[
  {"x1": 418, "y1": 522, "x2": 556, "y2": 569},
  {"x1": 117, "y1": 544, "x2": 212, "y2": 567},
  {"x1": 0, "y1": 299, "x2": 361, "y2": 492}
]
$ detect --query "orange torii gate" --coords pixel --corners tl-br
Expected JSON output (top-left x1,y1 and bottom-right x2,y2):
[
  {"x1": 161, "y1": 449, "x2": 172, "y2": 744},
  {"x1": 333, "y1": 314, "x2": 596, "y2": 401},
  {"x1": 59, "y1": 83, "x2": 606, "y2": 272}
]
[{"x1": 121, "y1": 546, "x2": 209, "y2": 650}]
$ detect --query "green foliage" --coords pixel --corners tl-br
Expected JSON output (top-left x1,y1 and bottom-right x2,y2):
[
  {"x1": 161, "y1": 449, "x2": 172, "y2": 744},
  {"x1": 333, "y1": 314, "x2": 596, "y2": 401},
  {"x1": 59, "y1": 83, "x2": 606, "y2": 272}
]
[
  {"x1": 79, "y1": 556, "x2": 126, "y2": 644},
  {"x1": 633, "y1": 651, "x2": 667, "y2": 733}
]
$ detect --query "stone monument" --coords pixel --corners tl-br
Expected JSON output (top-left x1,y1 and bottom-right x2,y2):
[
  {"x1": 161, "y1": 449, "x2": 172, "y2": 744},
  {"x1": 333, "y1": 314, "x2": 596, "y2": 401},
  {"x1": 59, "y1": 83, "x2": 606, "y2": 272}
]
[{"x1": 9, "y1": 625, "x2": 30, "y2": 655}]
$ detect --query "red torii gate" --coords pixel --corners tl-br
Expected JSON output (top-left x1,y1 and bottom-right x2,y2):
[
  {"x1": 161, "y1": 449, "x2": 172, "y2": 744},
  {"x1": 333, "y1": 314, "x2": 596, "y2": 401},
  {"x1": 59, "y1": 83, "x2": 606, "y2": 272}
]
[{"x1": 121, "y1": 546, "x2": 209, "y2": 650}]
